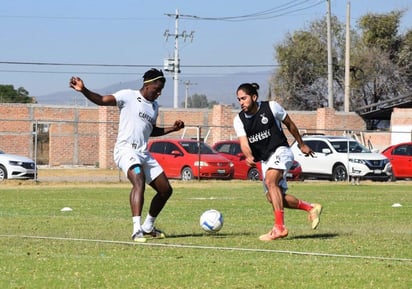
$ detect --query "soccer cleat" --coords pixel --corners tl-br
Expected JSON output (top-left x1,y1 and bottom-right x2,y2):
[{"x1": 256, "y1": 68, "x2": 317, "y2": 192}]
[
  {"x1": 259, "y1": 227, "x2": 288, "y2": 241},
  {"x1": 309, "y1": 203, "x2": 323, "y2": 230},
  {"x1": 143, "y1": 227, "x2": 166, "y2": 239},
  {"x1": 131, "y1": 230, "x2": 147, "y2": 243}
]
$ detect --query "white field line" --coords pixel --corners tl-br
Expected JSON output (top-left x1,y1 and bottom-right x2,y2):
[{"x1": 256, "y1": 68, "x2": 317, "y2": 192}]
[{"x1": 1, "y1": 234, "x2": 411, "y2": 263}]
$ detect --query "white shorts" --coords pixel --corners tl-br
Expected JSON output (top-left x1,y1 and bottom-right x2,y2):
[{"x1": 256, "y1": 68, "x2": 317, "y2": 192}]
[
  {"x1": 261, "y1": 146, "x2": 294, "y2": 194},
  {"x1": 114, "y1": 146, "x2": 163, "y2": 184}
]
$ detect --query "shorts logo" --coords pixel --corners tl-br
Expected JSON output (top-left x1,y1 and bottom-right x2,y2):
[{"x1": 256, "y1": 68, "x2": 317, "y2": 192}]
[{"x1": 260, "y1": 113, "x2": 268, "y2": 124}]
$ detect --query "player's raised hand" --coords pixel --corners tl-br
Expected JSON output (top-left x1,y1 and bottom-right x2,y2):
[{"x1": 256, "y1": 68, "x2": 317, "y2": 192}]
[
  {"x1": 69, "y1": 76, "x2": 84, "y2": 92},
  {"x1": 173, "y1": 120, "x2": 185, "y2": 131}
]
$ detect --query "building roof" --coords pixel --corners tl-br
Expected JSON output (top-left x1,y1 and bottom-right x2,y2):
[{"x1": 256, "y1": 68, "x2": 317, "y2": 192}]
[{"x1": 355, "y1": 93, "x2": 412, "y2": 120}]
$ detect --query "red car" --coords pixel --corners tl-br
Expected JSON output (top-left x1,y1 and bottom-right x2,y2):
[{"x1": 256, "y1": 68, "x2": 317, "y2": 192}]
[
  {"x1": 148, "y1": 139, "x2": 234, "y2": 181},
  {"x1": 381, "y1": 142, "x2": 412, "y2": 180},
  {"x1": 212, "y1": 140, "x2": 302, "y2": 181}
]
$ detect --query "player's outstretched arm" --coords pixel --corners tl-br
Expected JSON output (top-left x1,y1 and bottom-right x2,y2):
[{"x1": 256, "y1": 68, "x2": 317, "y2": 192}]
[{"x1": 69, "y1": 76, "x2": 116, "y2": 106}]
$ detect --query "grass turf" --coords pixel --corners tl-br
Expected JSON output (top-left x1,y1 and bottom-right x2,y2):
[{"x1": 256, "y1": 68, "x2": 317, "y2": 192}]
[{"x1": 0, "y1": 180, "x2": 411, "y2": 288}]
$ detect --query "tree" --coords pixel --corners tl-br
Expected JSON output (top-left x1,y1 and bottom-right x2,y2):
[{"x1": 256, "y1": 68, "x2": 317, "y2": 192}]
[
  {"x1": 271, "y1": 10, "x2": 411, "y2": 112},
  {"x1": 183, "y1": 93, "x2": 217, "y2": 108},
  {"x1": 0, "y1": 85, "x2": 34, "y2": 103},
  {"x1": 358, "y1": 11, "x2": 402, "y2": 56},
  {"x1": 272, "y1": 16, "x2": 347, "y2": 110},
  {"x1": 352, "y1": 10, "x2": 411, "y2": 106},
  {"x1": 398, "y1": 30, "x2": 412, "y2": 84}
]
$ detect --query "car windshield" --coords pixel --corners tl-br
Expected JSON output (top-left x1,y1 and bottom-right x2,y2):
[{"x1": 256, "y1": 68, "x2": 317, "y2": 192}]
[
  {"x1": 331, "y1": 140, "x2": 371, "y2": 153},
  {"x1": 179, "y1": 141, "x2": 216, "y2": 154}
]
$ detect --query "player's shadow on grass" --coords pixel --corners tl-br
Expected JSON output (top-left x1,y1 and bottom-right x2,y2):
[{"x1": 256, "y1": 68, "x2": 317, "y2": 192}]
[{"x1": 289, "y1": 233, "x2": 339, "y2": 240}]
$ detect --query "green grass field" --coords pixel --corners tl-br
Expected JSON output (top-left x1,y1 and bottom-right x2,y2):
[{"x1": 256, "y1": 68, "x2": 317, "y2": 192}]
[{"x1": 1, "y1": 180, "x2": 411, "y2": 289}]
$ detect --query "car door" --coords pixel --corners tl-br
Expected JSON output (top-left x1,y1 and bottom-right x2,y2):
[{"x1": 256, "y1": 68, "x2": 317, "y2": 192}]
[
  {"x1": 390, "y1": 144, "x2": 412, "y2": 178},
  {"x1": 150, "y1": 141, "x2": 182, "y2": 178},
  {"x1": 299, "y1": 140, "x2": 335, "y2": 175},
  {"x1": 228, "y1": 142, "x2": 250, "y2": 179},
  {"x1": 163, "y1": 142, "x2": 184, "y2": 177}
]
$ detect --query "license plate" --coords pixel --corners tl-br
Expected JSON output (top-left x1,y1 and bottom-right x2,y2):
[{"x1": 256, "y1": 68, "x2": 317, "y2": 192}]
[
  {"x1": 374, "y1": 169, "x2": 382, "y2": 174},
  {"x1": 286, "y1": 173, "x2": 292, "y2": 178},
  {"x1": 217, "y1": 169, "x2": 226, "y2": 174}
]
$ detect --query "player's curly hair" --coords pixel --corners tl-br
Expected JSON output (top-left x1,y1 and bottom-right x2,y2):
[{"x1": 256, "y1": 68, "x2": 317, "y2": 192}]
[
  {"x1": 143, "y1": 68, "x2": 166, "y2": 84},
  {"x1": 236, "y1": 83, "x2": 260, "y2": 98}
]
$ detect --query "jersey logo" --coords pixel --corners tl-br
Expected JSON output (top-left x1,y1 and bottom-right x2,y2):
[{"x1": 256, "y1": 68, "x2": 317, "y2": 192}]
[
  {"x1": 260, "y1": 113, "x2": 269, "y2": 124},
  {"x1": 136, "y1": 97, "x2": 142, "y2": 102}
]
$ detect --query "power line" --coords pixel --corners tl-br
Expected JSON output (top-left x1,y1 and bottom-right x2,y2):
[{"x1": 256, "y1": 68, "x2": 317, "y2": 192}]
[
  {"x1": 0, "y1": 1, "x2": 323, "y2": 23},
  {"x1": 0, "y1": 61, "x2": 154, "y2": 67},
  {"x1": 180, "y1": 0, "x2": 324, "y2": 22},
  {"x1": 0, "y1": 15, "x2": 154, "y2": 21},
  {"x1": 0, "y1": 61, "x2": 278, "y2": 70}
]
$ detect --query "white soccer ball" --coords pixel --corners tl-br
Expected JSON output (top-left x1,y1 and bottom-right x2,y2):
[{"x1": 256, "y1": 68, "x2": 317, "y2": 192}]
[{"x1": 200, "y1": 209, "x2": 224, "y2": 232}]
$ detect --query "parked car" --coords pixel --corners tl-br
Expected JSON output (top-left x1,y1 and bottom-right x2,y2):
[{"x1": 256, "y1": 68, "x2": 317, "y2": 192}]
[
  {"x1": 0, "y1": 150, "x2": 37, "y2": 181},
  {"x1": 212, "y1": 140, "x2": 302, "y2": 181},
  {"x1": 290, "y1": 135, "x2": 392, "y2": 181},
  {"x1": 381, "y1": 142, "x2": 412, "y2": 180},
  {"x1": 148, "y1": 139, "x2": 234, "y2": 181}
]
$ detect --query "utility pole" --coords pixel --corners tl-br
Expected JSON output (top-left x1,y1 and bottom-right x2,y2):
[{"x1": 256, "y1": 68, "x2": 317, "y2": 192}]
[
  {"x1": 344, "y1": 0, "x2": 351, "y2": 112},
  {"x1": 326, "y1": 0, "x2": 333, "y2": 108},
  {"x1": 183, "y1": 80, "x2": 197, "y2": 109},
  {"x1": 164, "y1": 9, "x2": 194, "y2": 108}
]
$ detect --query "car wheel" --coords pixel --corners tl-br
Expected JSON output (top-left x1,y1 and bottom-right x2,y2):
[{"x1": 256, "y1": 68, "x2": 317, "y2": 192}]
[
  {"x1": 247, "y1": 168, "x2": 260, "y2": 181},
  {"x1": 332, "y1": 164, "x2": 347, "y2": 181},
  {"x1": 181, "y1": 167, "x2": 193, "y2": 181},
  {"x1": 0, "y1": 165, "x2": 7, "y2": 181}
]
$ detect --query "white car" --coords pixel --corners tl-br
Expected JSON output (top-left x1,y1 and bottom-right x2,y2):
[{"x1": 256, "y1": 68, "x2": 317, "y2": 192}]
[
  {"x1": 290, "y1": 135, "x2": 392, "y2": 181},
  {"x1": 0, "y1": 150, "x2": 37, "y2": 181}
]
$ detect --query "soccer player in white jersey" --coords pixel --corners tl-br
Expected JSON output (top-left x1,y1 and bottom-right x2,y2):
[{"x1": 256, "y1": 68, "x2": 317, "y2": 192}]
[
  {"x1": 70, "y1": 69, "x2": 185, "y2": 242},
  {"x1": 233, "y1": 82, "x2": 322, "y2": 241}
]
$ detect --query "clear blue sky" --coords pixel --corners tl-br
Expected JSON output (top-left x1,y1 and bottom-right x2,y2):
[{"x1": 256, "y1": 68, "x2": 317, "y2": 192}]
[{"x1": 1, "y1": 0, "x2": 411, "y2": 98}]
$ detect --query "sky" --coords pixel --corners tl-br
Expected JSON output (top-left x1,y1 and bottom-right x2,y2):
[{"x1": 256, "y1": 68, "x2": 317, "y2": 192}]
[{"x1": 1, "y1": 0, "x2": 412, "y2": 102}]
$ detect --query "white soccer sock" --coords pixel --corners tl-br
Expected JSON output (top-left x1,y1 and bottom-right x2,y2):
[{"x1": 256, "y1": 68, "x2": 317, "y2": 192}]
[
  {"x1": 132, "y1": 216, "x2": 142, "y2": 233},
  {"x1": 142, "y1": 214, "x2": 156, "y2": 232}
]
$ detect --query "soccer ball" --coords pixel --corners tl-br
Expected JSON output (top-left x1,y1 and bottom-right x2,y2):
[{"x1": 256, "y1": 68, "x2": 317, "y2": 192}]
[{"x1": 200, "y1": 209, "x2": 224, "y2": 232}]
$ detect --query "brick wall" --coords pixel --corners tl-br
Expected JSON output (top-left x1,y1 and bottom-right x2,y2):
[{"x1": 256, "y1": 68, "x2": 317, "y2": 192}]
[
  {"x1": 1, "y1": 103, "x2": 410, "y2": 168},
  {"x1": 0, "y1": 104, "x2": 99, "y2": 165}
]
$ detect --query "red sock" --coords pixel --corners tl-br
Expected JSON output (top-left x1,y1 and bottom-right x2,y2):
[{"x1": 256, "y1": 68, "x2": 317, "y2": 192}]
[
  {"x1": 274, "y1": 210, "x2": 285, "y2": 230},
  {"x1": 297, "y1": 200, "x2": 313, "y2": 211}
]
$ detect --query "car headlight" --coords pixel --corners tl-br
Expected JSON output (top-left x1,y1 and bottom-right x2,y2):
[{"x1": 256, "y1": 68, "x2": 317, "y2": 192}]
[
  {"x1": 349, "y1": 158, "x2": 366, "y2": 164},
  {"x1": 194, "y1": 161, "x2": 208, "y2": 167},
  {"x1": 229, "y1": 162, "x2": 234, "y2": 167},
  {"x1": 9, "y1": 160, "x2": 24, "y2": 166}
]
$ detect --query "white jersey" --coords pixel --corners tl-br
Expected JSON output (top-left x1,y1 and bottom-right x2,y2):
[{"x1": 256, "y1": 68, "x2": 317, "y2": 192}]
[
  {"x1": 113, "y1": 89, "x2": 158, "y2": 152},
  {"x1": 233, "y1": 100, "x2": 287, "y2": 137}
]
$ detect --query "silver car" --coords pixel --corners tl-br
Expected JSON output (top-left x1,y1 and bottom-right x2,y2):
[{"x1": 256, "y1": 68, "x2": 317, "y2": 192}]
[{"x1": 0, "y1": 150, "x2": 37, "y2": 181}]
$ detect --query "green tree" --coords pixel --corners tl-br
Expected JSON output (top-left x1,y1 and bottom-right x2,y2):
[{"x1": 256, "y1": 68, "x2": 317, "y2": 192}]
[
  {"x1": 0, "y1": 85, "x2": 34, "y2": 103},
  {"x1": 271, "y1": 10, "x2": 411, "y2": 112},
  {"x1": 351, "y1": 10, "x2": 411, "y2": 107},
  {"x1": 358, "y1": 11, "x2": 402, "y2": 55},
  {"x1": 272, "y1": 16, "x2": 347, "y2": 110},
  {"x1": 184, "y1": 93, "x2": 217, "y2": 108}
]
